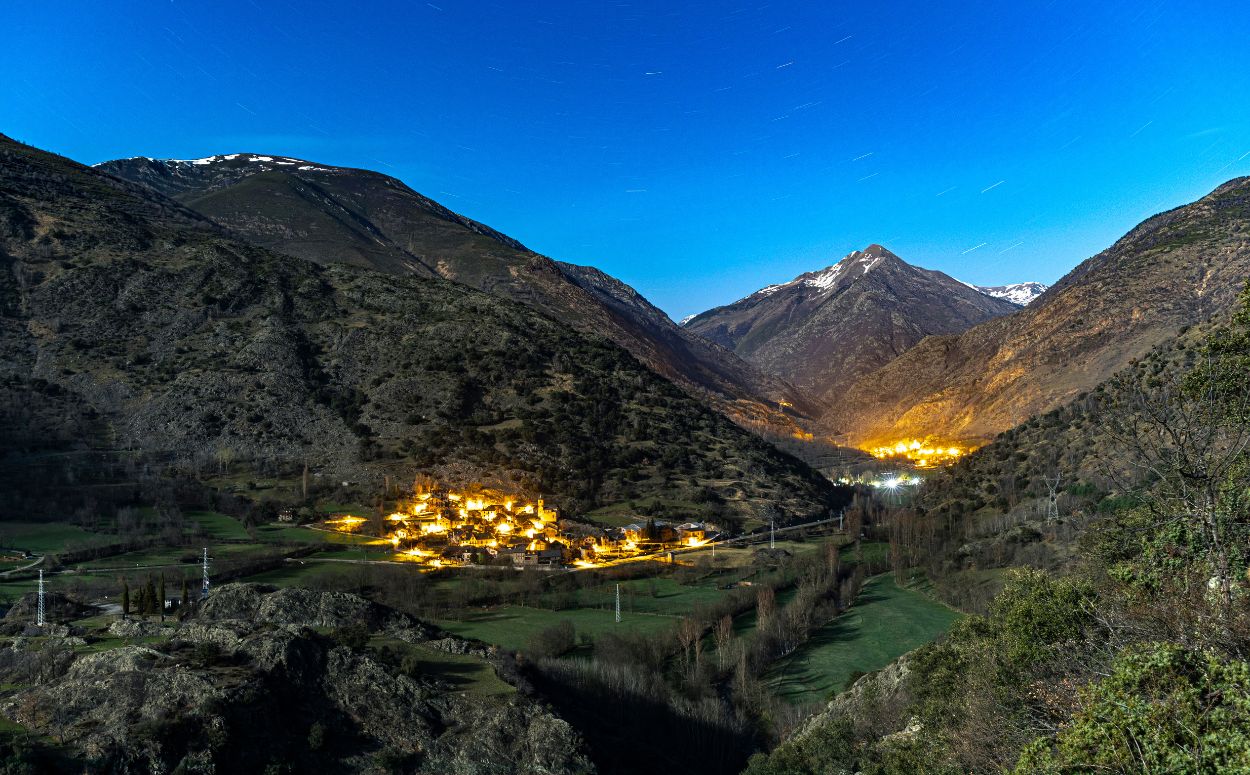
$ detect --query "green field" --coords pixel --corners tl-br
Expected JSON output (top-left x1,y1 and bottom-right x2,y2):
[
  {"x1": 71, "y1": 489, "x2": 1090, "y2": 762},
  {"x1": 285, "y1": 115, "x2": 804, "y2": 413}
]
[
  {"x1": 571, "y1": 575, "x2": 747, "y2": 616},
  {"x1": 435, "y1": 605, "x2": 678, "y2": 653},
  {"x1": 241, "y1": 560, "x2": 371, "y2": 588},
  {"x1": 73, "y1": 542, "x2": 277, "y2": 570},
  {"x1": 678, "y1": 538, "x2": 839, "y2": 568},
  {"x1": 0, "y1": 523, "x2": 110, "y2": 554},
  {"x1": 764, "y1": 575, "x2": 961, "y2": 705}
]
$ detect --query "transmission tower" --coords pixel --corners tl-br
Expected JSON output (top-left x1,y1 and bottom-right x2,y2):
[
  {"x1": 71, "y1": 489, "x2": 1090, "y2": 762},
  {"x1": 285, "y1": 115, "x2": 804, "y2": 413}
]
[
  {"x1": 614, "y1": 584, "x2": 621, "y2": 624},
  {"x1": 770, "y1": 517, "x2": 775, "y2": 550},
  {"x1": 200, "y1": 547, "x2": 211, "y2": 600},
  {"x1": 1043, "y1": 475, "x2": 1061, "y2": 522},
  {"x1": 36, "y1": 570, "x2": 45, "y2": 628}
]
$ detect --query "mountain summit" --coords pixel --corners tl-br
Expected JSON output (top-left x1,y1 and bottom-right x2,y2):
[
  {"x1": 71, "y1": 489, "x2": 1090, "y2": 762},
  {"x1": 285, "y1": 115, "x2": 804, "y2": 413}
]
[{"x1": 683, "y1": 245, "x2": 1019, "y2": 402}]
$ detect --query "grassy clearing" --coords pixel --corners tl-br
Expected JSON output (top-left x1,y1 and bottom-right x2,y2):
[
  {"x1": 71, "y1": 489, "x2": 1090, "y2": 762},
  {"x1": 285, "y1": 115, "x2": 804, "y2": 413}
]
[
  {"x1": 679, "y1": 538, "x2": 829, "y2": 568},
  {"x1": 435, "y1": 606, "x2": 678, "y2": 653},
  {"x1": 254, "y1": 524, "x2": 322, "y2": 543},
  {"x1": 568, "y1": 573, "x2": 754, "y2": 617},
  {"x1": 764, "y1": 575, "x2": 961, "y2": 705},
  {"x1": 73, "y1": 543, "x2": 277, "y2": 570},
  {"x1": 240, "y1": 560, "x2": 370, "y2": 588},
  {"x1": 0, "y1": 523, "x2": 110, "y2": 554},
  {"x1": 185, "y1": 511, "x2": 252, "y2": 540}
]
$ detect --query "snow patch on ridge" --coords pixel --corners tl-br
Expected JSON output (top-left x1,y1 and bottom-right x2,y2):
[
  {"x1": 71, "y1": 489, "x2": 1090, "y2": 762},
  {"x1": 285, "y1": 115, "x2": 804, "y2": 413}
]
[{"x1": 961, "y1": 280, "x2": 1048, "y2": 306}]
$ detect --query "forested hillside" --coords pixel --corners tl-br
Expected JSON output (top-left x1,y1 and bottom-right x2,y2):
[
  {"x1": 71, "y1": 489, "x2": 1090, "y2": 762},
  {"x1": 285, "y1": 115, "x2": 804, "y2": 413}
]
[
  {"x1": 746, "y1": 282, "x2": 1250, "y2": 773},
  {"x1": 0, "y1": 135, "x2": 839, "y2": 524}
]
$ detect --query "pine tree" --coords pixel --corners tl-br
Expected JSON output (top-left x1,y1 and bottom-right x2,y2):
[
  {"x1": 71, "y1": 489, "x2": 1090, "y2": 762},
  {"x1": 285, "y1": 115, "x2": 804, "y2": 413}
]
[{"x1": 181, "y1": 578, "x2": 190, "y2": 612}]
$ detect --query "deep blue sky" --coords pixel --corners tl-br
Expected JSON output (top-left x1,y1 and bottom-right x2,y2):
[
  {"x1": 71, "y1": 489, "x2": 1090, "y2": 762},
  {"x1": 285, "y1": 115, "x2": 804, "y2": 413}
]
[{"x1": 3, "y1": 1, "x2": 1249, "y2": 319}]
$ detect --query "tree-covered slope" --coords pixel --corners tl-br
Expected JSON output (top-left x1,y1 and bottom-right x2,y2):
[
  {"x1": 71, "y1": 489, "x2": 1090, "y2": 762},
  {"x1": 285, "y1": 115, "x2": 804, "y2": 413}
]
[
  {"x1": 0, "y1": 135, "x2": 840, "y2": 522},
  {"x1": 97, "y1": 154, "x2": 823, "y2": 433},
  {"x1": 829, "y1": 178, "x2": 1250, "y2": 446}
]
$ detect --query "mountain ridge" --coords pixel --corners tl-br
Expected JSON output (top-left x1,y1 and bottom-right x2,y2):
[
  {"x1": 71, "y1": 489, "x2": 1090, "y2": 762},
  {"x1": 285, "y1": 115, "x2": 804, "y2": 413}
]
[
  {"x1": 1, "y1": 133, "x2": 842, "y2": 522},
  {"x1": 828, "y1": 176, "x2": 1250, "y2": 445},
  {"x1": 97, "y1": 153, "x2": 824, "y2": 430},
  {"x1": 683, "y1": 244, "x2": 1020, "y2": 403},
  {"x1": 969, "y1": 281, "x2": 1048, "y2": 306}
]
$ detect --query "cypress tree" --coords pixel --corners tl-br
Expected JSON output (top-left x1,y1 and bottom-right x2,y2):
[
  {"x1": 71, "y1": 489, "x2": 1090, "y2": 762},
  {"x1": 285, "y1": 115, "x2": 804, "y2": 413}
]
[{"x1": 145, "y1": 576, "x2": 157, "y2": 615}]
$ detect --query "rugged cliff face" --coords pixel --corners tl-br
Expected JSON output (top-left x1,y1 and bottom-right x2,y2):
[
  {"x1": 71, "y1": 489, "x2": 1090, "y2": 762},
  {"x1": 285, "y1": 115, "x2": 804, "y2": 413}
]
[
  {"x1": 1, "y1": 584, "x2": 594, "y2": 774},
  {"x1": 828, "y1": 178, "x2": 1250, "y2": 445},
  {"x1": 684, "y1": 245, "x2": 1018, "y2": 402},
  {"x1": 0, "y1": 135, "x2": 841, "y2": 521},
  {"x1": 97, "y1": 154, "x2": 820, "y2": 433}
]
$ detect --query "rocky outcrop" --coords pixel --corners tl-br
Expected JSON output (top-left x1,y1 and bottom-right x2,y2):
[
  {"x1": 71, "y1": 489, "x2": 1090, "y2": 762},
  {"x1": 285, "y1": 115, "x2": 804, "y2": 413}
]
[{"x1": 0, "y1": 584, "x2": 594, "y2": 774}]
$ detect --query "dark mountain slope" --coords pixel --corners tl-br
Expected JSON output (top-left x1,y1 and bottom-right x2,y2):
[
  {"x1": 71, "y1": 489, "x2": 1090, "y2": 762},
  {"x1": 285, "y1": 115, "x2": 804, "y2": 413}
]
[
  {"x1": 830, "y1": 178, "x2": 1250, "y2": 446},
  {"x1": 98, "y1": 154, "x2": 821, "y2": 429},
  {"x1": 684, "y1": 244, "x2": 1018, "y2": 401},
  {"x1": 0, "y1": 135, "x2": 840, "y2": 522}
]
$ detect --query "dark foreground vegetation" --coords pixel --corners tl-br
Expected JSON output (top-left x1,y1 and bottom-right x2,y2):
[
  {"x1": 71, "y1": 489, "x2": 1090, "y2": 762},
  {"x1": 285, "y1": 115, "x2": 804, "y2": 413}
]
[{"x1": 746, "y1": 284, "x2": 1250, "y2": 773}]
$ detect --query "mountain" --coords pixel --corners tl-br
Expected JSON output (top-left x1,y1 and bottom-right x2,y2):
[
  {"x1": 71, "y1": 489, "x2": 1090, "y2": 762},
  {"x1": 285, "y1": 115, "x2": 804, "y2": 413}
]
[
  {"x1": 971, "y1": 281, "x2": 1048, "y2": 306},
  {"x1": 829, "y1": 177, "x2": 1250, "y2": 446},
  {"x1": 0, "y1": 134, "x2": 843, "y2": 522},
  {"x1": 682, "y1": 245, "x2": 1019, "y2": 402},
  {"x1": 96, "y1": 154, "x2": 821, "y2": 431}
]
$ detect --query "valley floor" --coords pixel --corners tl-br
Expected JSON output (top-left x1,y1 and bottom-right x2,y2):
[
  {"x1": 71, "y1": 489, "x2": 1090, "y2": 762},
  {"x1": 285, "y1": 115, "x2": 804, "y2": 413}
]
[{"x1": 765, "y1": 575, "x2": 960, "y2": 705}]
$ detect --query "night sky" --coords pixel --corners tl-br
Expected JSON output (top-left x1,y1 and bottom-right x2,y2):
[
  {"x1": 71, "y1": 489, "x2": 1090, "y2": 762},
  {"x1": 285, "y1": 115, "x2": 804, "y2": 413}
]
[{"x1": 4, "y1": 1, "x2": 1248, "y2": 319}]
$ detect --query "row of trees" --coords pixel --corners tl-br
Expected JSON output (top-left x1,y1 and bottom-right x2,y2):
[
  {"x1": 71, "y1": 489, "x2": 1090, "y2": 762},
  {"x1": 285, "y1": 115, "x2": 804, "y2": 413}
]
[{"x1": 121, "y1": 574, "x2": 191, "y2": 619}]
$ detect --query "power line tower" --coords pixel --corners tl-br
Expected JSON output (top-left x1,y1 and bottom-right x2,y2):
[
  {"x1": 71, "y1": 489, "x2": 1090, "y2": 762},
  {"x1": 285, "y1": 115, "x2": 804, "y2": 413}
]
[
  {"x1": 770, "y1": 517, "x2": 776, "y2": 550},
  {"x1": 614, "y1": 584, "x2": 621, "y2": 624},
  {"x1": 1043, "y1": 475, "x2": 1062, "y2": 522},
  {"x1": 200, "y1": 547, "x2": 212, "y2": 600},
  {"x1": 36, "y1": 570, "x2": 45, "y2": 628}
]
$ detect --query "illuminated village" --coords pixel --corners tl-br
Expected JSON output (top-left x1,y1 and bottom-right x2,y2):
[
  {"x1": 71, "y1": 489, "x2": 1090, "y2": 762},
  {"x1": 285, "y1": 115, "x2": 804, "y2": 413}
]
[
  {"x1": 867, "y1": 439, "x2": 975, "y2": 468},
  {"x1": 325, "y1": 486, "x2": 712, "y2": 570}
]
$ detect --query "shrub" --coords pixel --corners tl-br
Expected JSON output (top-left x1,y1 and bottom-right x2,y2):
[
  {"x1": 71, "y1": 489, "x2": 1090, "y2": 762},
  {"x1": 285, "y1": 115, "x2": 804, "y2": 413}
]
[
  {"x1": 332, "y1": 622, "x2": 370, "y2": 652},
  {"x1": 1015, "y1": 643, "x2": 1250, "y2": 773},
  {"x1": 527, "y1": 620, "x2": 575, "y2": 658}
]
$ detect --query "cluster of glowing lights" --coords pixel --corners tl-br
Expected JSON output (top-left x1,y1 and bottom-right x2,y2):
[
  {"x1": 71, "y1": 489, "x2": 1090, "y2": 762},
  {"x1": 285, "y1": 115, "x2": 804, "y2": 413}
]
[
  {"x1": 872, "y1": 474, "x2": 923, "y2": 490},
  {"x1": 867, "y1": 439, "x2": 974, "y2": 468},
  {"x1": 326, "y1": 487, "x2": 564, "y2": 568},
  {"x1": 326, "y1": 486, "x2": 713, "y2": 571}
]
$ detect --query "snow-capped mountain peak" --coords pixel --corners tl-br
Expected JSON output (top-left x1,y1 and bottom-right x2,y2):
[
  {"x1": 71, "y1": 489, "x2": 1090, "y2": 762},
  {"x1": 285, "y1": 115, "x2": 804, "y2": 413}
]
[{"x1": 964, "y1": 281, "x2": 1048, "y2": 306}]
